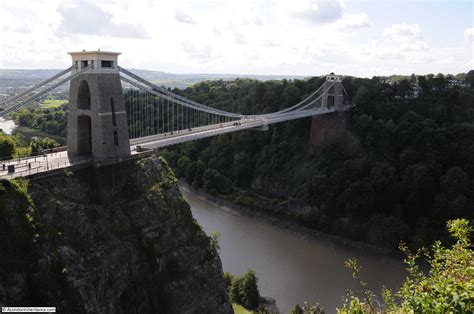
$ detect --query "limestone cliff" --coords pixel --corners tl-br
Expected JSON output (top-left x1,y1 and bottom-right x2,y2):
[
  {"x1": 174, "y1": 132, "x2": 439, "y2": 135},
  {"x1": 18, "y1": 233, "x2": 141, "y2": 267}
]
[{"x1": 0, "y1": 154, "x2": 232, "y2": 313}]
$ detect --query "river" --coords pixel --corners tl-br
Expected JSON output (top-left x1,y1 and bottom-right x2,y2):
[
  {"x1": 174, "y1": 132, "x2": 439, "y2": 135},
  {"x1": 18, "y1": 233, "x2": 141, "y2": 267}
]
[
  {"x1": 0, "y1": 117, "x2": 16, "y2": 134},
  {"x1": 181, "y1": 186, "x2": 406, "y2": 314}
]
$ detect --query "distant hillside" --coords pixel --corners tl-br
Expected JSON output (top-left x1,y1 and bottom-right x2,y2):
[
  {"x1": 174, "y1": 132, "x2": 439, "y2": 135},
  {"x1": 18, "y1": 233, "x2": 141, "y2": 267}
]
[{"x1": 0, "y1": 68, "x2": 307, "y2": 89}]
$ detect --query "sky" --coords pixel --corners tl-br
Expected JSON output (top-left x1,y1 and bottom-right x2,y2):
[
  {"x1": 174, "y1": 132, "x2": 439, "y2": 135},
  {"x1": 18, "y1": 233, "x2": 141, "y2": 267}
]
[{"x1": 0, "y1": 0, "x2": 472, "y2": 77}]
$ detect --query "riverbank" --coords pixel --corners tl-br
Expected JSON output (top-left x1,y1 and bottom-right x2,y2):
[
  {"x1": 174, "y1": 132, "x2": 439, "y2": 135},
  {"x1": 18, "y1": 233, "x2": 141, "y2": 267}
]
[{"x1": 179, "y1": 181, "x2": 394, "y2": 255}]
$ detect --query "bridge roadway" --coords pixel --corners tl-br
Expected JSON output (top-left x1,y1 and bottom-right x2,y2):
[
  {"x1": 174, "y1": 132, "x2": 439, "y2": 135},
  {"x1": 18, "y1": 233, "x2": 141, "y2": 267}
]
[
  {"x1": 130, "y1": 107, "x2": 336, "y2": 150},
  {"x1": 0, "y1": 107, "x2": 342, "y2": 179},
  {"x1": 0, "y1": 151, "x2": 91, "y2": 179}
]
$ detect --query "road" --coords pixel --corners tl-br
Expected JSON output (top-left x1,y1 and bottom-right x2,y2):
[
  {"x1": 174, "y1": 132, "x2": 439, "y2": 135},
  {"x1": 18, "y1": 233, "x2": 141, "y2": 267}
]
[
  {"x1": 0, "y1": 151, "x2": 91, "y2": 179},
  {"x1": 130, "y1": 108, "x2": 335, "y2": 150}
]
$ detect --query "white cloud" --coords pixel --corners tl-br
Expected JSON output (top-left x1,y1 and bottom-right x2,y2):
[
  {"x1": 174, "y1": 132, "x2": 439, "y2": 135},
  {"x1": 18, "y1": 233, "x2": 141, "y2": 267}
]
[
  {"x1": 57, "y1": 0, "x2": 149, "y2": 38},
  {"x1": 0, "y1": 0, "x2": 470, "y2": 77},
  {"x1": 174, "y1": 9, "x2": 195, "y2": 24},
  {"x1": 337, "y1": 12, "x2": 370, "y2": 29},
  {"x1": 182, "y1": 42, "x2": 213, "y2": 60},
  {"x1": 464, "y1": 28, "x2": 474, "y2": 43},
  {"x1": 383, "y1": 23, "x2": 422, "y2": 41},
  {"x1": 291, "y1": 0, "x2": 345, "y2": 24},
  {"x1": 359, "y1": 23, "x2": 430, "y2": 66}
]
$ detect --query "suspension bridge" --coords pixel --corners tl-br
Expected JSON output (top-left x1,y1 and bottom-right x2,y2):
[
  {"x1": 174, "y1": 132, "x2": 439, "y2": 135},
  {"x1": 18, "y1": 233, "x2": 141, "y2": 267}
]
[{"x1": 0, "y1": 50, "x2": 352, "y2": 178}]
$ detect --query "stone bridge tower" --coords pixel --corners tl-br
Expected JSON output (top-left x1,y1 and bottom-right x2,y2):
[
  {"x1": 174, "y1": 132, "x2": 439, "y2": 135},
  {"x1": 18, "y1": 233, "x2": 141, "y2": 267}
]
[
  {"x1": 67, "y1": 50, "x2": 131, "y2": 161},
  {"x1": 309, "y1": 73, "x2": 350, "y2": 147},
  {"x1": 321, "y1": 73, "x2": 344, "y2": 110}
]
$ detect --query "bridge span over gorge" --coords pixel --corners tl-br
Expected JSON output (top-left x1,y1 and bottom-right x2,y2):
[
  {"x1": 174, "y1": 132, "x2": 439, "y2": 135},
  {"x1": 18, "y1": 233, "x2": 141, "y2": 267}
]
[{"x1": 0, "y1": 50, "x2": 352, "y2": 179}]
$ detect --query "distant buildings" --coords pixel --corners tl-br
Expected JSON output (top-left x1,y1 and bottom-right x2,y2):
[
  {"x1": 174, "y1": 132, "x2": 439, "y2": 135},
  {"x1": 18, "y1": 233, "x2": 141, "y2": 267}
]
[
  {"x1": 447, "y1": 79, "x2": 470, "y2": 88},
  {"x1": 386, "y1": 77, "x2": 470, "y2": 101},
  {"x1": 409, "y1": 83, "x2": 422, "y2": 99},
  {"x1": 392, "y1": 82, "x2": 423, "y2": 100}
]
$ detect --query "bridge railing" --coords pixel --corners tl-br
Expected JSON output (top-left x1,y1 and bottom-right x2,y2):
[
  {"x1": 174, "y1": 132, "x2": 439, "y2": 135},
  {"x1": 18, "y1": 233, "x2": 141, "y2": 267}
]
[{"x1": 0, "y1": 154, "x2": 92, "y2": 179}]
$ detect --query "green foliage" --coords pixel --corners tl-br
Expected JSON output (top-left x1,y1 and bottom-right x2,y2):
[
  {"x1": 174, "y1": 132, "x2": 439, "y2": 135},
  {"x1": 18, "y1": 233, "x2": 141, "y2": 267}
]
[
  {"x1": 0, "y1": 178, "x2": 39, "y2": 283},
  {"x1": 366, "y1": 216, "x2": 409, "y2": 248},
  {"x1": 209, "y1": 230, "x2": 221, "y2": 251},
  {"x1": 232, "y1": 303, "x2": 253, "y2": 314},
  {"x1": 176, "y1": 155, "x2": 191, "y2": 177},
  {"x1": 158, "y1": 155, "x2": 178, "y2": 188},
  {"x1": 0, "y1": 132, "x2": 16, "y2": 158},
  {"x1": 202, "y1": 168, "x2": 233, "y2": 195},
  {"x1": 30, "y1": 137, "x2": 60, "y2": 154},
  {"x1": 338, "y1": 219, "x2": 474, "y2": 313},
  {"x1": 224, "y1": 272, "x2": 234, "y2": 291},
  {"x1": 164, "y1": 74, "x2": 473, "y2": 249},
  {"x1": 228, "y1": 269, "x2": 261, "y2": 310},
  {"x1": 291, "y1": 302, "x2": 324, "y2": 314},
  {"x1": 11, "y1": 102, "x2": 68, "y2": 138}
]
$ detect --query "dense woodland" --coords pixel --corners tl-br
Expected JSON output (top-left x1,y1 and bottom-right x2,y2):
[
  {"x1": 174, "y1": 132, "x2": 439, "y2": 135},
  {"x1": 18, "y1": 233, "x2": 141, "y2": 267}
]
[
  {"x1": 161, "y1": 71, "x2": 474, "y2": 249},
  {"x1": 1, "y1": 72, "x2": 473, "y2": 249}
]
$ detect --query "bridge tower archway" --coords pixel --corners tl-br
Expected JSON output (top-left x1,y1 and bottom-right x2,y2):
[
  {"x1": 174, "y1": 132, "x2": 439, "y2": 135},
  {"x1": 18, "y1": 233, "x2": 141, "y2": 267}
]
[
  {"x1": 77, "y1": 80, "x2": 91, "y2": 110},
  {"x1": 77, "y1": 115, "x2": 92, "y2": 155}
]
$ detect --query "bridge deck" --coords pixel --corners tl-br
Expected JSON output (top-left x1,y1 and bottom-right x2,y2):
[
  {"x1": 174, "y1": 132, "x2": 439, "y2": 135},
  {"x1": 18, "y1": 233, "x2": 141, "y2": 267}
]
[
  {"x1": 0, "y1": 150, "x2": 146, "y2": 179},
  {"x1": 0, "y1": 107, "x2": 349, "y2": 179},
  {"x1": 131, "y1": 107, "x2": 337, "y2": 149},
  {"x1": 0, "y1": 151, "x2": 92, "y2": 179}
]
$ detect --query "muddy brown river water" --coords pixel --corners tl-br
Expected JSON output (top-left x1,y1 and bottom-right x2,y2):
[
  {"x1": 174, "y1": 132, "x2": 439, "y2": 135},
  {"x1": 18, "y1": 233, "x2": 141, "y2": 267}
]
[{"x1": 181, "y1": 187, "x2": 406, "y2": 313}]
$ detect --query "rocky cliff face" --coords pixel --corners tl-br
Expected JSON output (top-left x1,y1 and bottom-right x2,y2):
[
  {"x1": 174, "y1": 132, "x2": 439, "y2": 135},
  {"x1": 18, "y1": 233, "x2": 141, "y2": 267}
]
[{"x1": 0, "y1": 154, "x2": 232, "y2": 313}]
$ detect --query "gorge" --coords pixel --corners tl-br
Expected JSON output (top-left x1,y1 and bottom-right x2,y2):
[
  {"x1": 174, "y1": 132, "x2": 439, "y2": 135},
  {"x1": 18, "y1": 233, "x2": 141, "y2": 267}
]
[{"x1": 0, "y1": 155, "x2": 231, "y2": 313}]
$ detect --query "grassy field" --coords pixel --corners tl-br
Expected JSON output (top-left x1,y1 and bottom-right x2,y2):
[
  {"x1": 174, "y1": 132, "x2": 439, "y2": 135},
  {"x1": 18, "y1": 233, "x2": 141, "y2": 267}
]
[
  {"x1": 41, "y1": 99, "x2": 68, "y2": 108},
  {"x1": 232, "y1": 303, "x2": 252, "y2": 314}
]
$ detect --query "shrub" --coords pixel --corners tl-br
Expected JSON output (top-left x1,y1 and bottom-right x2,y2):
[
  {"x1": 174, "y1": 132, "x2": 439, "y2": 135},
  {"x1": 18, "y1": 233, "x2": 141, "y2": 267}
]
[
  {"x1": 228, "y1": 269, "x2": 261, "y2": 310},
  {"x1": 223, "y1": 272, "x2": 233, "y2": 292},
  {"x1": 338, "y1": 219, "x2": 474, "y2": 313},
  {"x1": 0, "y1": 132, "x2": 16, "y2": 158}
]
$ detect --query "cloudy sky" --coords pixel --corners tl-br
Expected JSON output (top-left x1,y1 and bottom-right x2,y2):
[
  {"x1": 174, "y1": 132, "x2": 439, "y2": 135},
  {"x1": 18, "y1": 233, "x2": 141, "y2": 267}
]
[{"x1": 0, "y1": 0, "x2": 472, "y2": 77}]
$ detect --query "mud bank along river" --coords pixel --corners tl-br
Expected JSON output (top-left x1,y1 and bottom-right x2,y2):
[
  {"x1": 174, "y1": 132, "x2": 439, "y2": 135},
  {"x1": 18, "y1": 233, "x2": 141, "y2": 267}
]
[
  {"x1": 181, "y1": 186, "x2": 406, "y2": 313},
  {"x1": 0, "y1": 117, "x2": 16, "y2": 134}
]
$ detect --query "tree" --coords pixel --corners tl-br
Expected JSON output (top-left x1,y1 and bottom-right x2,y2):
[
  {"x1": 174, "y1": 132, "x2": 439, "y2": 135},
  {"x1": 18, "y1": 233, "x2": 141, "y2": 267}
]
[
  {"x1": 432, "y1": 73, "x2": 446, "y2": 90},
  {"x1": 176, "y1": 156, "x2": 191, "y2": 177},
  {"x1": 30, "y1": 137, "x2": 59, "y2": 155},
  {"x1": 353, "y1": 85, "x2": 370, "y2": 107},
  {"x1": 255, "y1": 82, "x2": 266, "y2": 104},
  {"x1": 202, "y1": 168, "x2": 233, "y2": 195},
  {"x1": 282, "y1": 84, "x2": 301, "y2": 108},
  {"x1": 418, "y1": 75, "x2": 430, "y2": 92},
  {"x1": 232, "y1": 151, "x2": 254, "y2": 186},
  {"x1": 0, "y1": 133, "x2": 16, "y2": 159},
  {"x1": 439, "y1": 167, "x2": 470, "y2": 211},
  {"x1": 239, "y1": 270, "x2": 260, "y2": 309},
  {"x1": 262, "y1": 91, "x2": 278, "y2": 113},
  {"x1": 17, "y1": 110, "x2": 34, "y2": 127},
  {"x1": 339, "y1": 219, "x2": 474, "y2": 313},
  {"x1": 398, "y1": 79, "x2": 411, "y2": 99},
  {"x1": 366, "y1": 216, "x2": 409, "y2": 248},
  {"x1": 465, "y1": 70, "x2": 474, "y2": 87},
  {"x1": 223, "y1": 272, "x2": 234, "y2": 293},
  {"x1": 202, "y1": 169, "x2": 220, "y2": 190},
  {"x1": 230, "y1": 269, "x2": 261, "y2": 310},
  {"x1": 440, "y1": 167, "x2": 469, "y2": 199}
]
